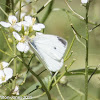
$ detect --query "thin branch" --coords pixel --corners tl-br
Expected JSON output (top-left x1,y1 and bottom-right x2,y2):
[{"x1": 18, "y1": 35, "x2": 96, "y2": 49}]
[
  {"x1": 65, "y1": 0, "x2": 84, "y2": 20},
  {"x1": 27, "y1": 85, "x2": 40, "y2": 95},
  {"x1": 0, "y1": 49, "x2": 11, "y2": 56},
  {"x1": 54, "y1": 77, "x2": 65, "y2": 100},
  {"x1": 64, "y1": 36, "x2": 75, "y2": 61},
  {"x1": 0, "y1": 6, "x2": 8, "y2": 17},
  {"x1": 37, "y1": 69, "x2": 47, "y2": 76},
  {"x1": 71, "y1": 24, "x2": 86, "y2": 48},
  {"x1": 67, "y1": 83, "x2": 84, "y2": 96},
  {"x1": 31, "y1": 0, "x2": 52, "y2": 17},
  {"x1": 64, "y1": 51, "x2": 73, "y2": 61},
  {"x1": 41, "y1": 0, "x2": 54, "y2": 23},
  {"x1": 28, "y1": 54, "x2": 35, "y2": 66},
  {"x1": 88, "y1": 65, "x2": 100, "y2": 83},
  {"x1": 64, "y1": 0, "x2": 96, "y2": 25},
  {"x1": 19, "y1": 0, "x2": 22, "y2": 21},
  {"x1": 1, "y1": 30, "x2": 13, "y2": 52},
  {"x1": 89, "y1": 24, "x2": 100, "y2": 32},
  {"x1": 71, "y1": 24, "x2": 86, "y2": 40}
]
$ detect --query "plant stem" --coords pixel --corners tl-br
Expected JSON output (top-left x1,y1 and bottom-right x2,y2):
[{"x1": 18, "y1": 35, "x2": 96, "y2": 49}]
[
  {"x1": 11, "y1": 0, "x2": 14, "y2": 14},
  {"x1": 85, "y1": 40, "x2": 88, "y2": 100},
  {"x1": 12, "y1": 38, "x2": 17, "y2": 89},
  {"x1": 85, "y1": 1, "x2": 91, "y2": 100},
  {"x1": 19, "y1": 0, "x2": 21, "y2": 21},
  {"x1": 20, "y1": 53, "x2": 51, "y2": 100}
]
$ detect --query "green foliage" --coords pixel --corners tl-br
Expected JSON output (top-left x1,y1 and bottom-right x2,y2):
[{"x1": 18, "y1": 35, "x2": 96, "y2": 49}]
[{"x1": 0, "y1": 0, "x2": 100, "y2": 100}]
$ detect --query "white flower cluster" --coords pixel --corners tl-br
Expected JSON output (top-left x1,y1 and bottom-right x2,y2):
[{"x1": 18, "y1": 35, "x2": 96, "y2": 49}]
[
  {"x1": 0, "y1": 15, "x2": 45, "y2": 53},
  {"x1": 0, "y1": 62, "x2": 13, "y2": 84}
]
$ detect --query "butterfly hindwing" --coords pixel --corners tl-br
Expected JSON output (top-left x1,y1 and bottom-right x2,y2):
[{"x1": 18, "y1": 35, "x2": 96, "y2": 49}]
[
  {"x1": 37, "y1": 48, "x2": 64, "y2": 72},
  {"x1": 29, "y1": 40, "x2": 63, "y2": 72}
]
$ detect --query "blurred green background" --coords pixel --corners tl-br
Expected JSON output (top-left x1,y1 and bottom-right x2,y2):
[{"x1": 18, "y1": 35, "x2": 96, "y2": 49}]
[{"x1": 0, "y1": 0, "x2": 100, "y2": 100}]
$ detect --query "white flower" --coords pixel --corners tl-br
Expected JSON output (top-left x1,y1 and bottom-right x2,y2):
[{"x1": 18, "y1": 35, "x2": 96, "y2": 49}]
[
  {"x1": 16, "y1": 42, "x2": 29, "y2": 53},
  {"x1": 0, "y1": 15, "x2": 18, "y2": 30},
  {"x1": 12, "y1": 85, "x2": 19, "y2": 95},
  {"x1": 33, "y1": 23, "x2": 45, "y2": 31},
  {"x1": 0, "y1": 15, "x2": 22, "y2": 32},
  {"x1": 3, "y1": 68, "x2": 13, "y2": 80},
  {"x1": 14, "y1": 21, "x2": 27, "y2": 32},
  {"x1": 0, "y1": 61, "x2": 13, "y2": 84},
  {"x1": 1, "y1": 62, "x2": 9, "y2": 68},
  {"x1": 81, "y1": 0, "x2": 88, "y2": 3},
  {"x1": 8, "y1": 16, "x2": 17, "y2": 25},
  {"x1": 0, "y1": 15, "x2": 17, "y2": 27},
  {"x1": 0, "y1": 61, "x2": 9, "y2": 70},
  {"x1": 0, "y1": 21, "x2": 11, "y2": 28},
  {"x1": 20, "y1": 13, "x2": 26, "y2": 19},
  {"x1": 0, "y1": 70, "x2": 5, "y2": 84},
  {"x1": 0, "y1": 68, "x2": 13, "y2": 84},
  {"x1": 13, "y1": 31, "x2": 21, "y2": 41},
  {"x1": 13, "y1": 32, "x2": 30, "y2": 53},
  {"x1": 25, "y1": 0, "x2": 31, "y2": 3},
  {"x1": 22, "y1": 16, "x2": 45, "y2": 31},
  {"x1": 24, "y1": 16, "x2": 34, "y2": 26}
]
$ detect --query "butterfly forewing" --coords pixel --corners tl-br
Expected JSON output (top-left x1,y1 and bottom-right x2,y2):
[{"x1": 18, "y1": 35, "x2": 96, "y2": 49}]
[{"x1": 33, "y1": 33, "x2": 68, "y2": 61}]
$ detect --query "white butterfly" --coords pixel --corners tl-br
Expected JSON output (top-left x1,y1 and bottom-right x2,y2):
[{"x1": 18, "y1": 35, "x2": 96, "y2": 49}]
[{"x1": 28, "y1": 32, "x2": 68, "y2": 72}]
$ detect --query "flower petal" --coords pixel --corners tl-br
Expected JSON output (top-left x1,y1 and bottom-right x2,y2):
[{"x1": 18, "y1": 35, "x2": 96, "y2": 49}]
[
  {"x1": 0, "y1": 79, "x2": 3, "y2": 84},
  {"x1": 21, "y1": 21, "x2": 30, "y2": 27},
  {"x1": 8, "y1": 15, "x2": 17, "y2": 24},
  {"x1": 15, "y1": 21, "x2": 27, "y2": 31},
  {"x1": 36, "y1": 32, "x2": 43, "y2": 36},
  {"x1": 13, "y1": 32, "x2": 21, "y2": 41},
  {"x1": 24, "y1": 16, "x2": 32, "y2": 25},
  {"x1": 26, "y1": 0, "x2": 31, "y2": 3},
  {"x1": 13, "y1": 24, "x2": 21, "y2": 32},
  {"x1": 0, "y1": 21, "x2": 11, "y2": 27},
  {"x1": 16, "y1": 42, "x2": 29, "y2": 53},
  {"x1": 33, "y1": 23, "x2": 45, "y2": 31},
  {"x1": 2, "y1": 62, "x2": 9, "y2": 68},
  {"x1": 0, "y1": 70, "x2": 4, "y2": 78},
  {"x1": 16, "y1": 42, "x2": 26, "y2": 52},
  {"x1": 0, "y1": 70, "x2": 6, "y2": 84},
  {"x1": 23, "y1": 42, "x2": 30, "y2": 53},
  {"x1": 4, "y1": 68, "x2": 13, "y2": 80},
  {"x1": 13, "y1": 85, "x2": 19, "y2": 95},
  {"x1": 21, "y1": 13, "x2": 26, "y2": 19},
  {"x1": 81, "y1": 0, "x2": 88, "y2": 3}
]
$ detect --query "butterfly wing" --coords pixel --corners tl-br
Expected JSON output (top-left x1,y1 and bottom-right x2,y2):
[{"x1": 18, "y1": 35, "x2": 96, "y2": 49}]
[
  {"x1": 28, "y1": 32, "x2": 68, "y2": 72},
  {"x1": 37, "y1": 48, "x2": 64, "y2": 72},
  {"x1": 29, "y1": 40, "x2": 63, "y2": 72},
  {"x1": 33, "y1": 32, "x2": 68, "y2": 61}
]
